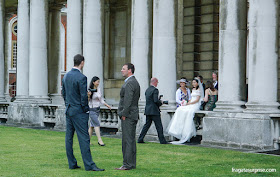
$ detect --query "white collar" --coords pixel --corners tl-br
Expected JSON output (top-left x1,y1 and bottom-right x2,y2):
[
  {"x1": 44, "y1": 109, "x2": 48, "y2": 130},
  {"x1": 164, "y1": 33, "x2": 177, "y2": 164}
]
[
  {"x1": 125, "y1": 75, "x2": 134, "y2": 82},
  {"x1": 72, "y1": 67, "x2": 81, "y2": 72}
]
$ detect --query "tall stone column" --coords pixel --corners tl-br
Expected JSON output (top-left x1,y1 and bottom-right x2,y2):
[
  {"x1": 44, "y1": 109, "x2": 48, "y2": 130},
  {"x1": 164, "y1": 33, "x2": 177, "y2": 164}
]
[
  {"x1": 83, "y1": 0, "x2": 103, "y2": 90},
  {"x1": 0, "y1": 0, "x2": 5, "y2": 102},
  {"x1": 245, "y1": 0, "x2": 280, "y2": 113},
  {"x1": 48, "y1": 5, "x2": 63, "y2": 104},
  {"x1": 4, "y1": 14, "x2": 11, "y2": 101},
  {"x1": 15, "y1": 0, "x2": 30, "y2": 102},
  {"x1": 152, "y1": 0, "x2": 176, "y2": 106},
  {"x1": 67, "y1": 0, "x2": 83, "y2": 71},
  {"x1": 214, "y1": 0, "x2": 247, "y2": 112},
  {"x1": 29, "y1": 0, "x2": 50, "y2": 103},
  {"x1": 131, "y1": 0, "x2": 152, "y2": 105}
]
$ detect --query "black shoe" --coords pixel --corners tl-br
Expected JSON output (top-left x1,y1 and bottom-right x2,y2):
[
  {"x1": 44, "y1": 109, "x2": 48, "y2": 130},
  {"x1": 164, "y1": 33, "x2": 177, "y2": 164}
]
[
  {"x1": 71, "y1": 165, "x2": 81, "y2": 169},
  {"x1": 161, "y1": 142, "x2": 171, "y2": 144},
  {"x1": 98, "y1": 142, "x2": 105, "y2": 146},
  {"x1": 91, "y1": 167, "x2": 105, "y2": 171},
  {"x1": 137, "y1": 141, "x2": 145, "y2": 143}
]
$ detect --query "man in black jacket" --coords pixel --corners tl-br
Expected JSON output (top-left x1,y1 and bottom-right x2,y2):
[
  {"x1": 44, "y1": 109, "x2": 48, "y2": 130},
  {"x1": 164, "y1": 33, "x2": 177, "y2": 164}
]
[{"x1": 137, "y1": 78, "x2": 168, "y2": 144}]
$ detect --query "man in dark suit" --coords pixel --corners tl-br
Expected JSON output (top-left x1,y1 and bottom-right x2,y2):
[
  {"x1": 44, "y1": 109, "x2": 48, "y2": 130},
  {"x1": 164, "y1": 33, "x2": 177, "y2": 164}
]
[
  {"x1": 137, "y1": 78, "x2": 168, "y2": 144},
  {"x1": 116, "y1": 63, "x2": 140, "y2": 170},
  {"x1": 62, "y1": 54, "x2": 104, "y2": 171},
  {"x1": 212, "y1": 71, "x2": 218, "y2": 90}
]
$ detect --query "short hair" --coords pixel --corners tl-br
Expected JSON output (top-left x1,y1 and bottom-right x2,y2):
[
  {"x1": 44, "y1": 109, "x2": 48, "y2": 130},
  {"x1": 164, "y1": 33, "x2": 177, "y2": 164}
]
[
  {"x1": 198, "y1": 75, "x2": 203, "y2": 80},
  {"x1": 74, "y1": 54, "x2": 85, "y2": 66},
  {"x1": 212, "y1": 71, "x2": 218, "y2": 76},
  {"x1": 124, "y1": 63, "x2": 135, "y2": 74},
  {"x1": 150, "y1": 77, "x2": 158, "y2": 84}
]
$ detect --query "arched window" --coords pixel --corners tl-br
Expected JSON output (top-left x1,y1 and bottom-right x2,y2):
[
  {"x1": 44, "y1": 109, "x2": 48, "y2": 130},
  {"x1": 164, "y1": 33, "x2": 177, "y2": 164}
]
[{"x1": 11, "y1": 22, "x2": 17, "y2": 69}]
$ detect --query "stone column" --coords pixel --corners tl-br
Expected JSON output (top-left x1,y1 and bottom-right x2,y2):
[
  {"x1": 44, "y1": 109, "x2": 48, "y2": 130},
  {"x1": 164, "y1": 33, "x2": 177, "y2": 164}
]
[
  {"x1": 152, "y1": 0, "x2": 176, "y2": 105},
  {"x1": 48, "y1": 5, "x2": 63, "y2": 104},
  {"x1": 67, "y1": 0, "x2": 83, "y2": 72},
  {"x1": 3, "y1": 13, "x2": 12, "y2": 102},
  {"x1": 29, "y1": 0, "x2": 50, "y2": 103},
  {"x1": 83, "y1": 0, "x2": 103, "y2": 89},
  {"x1": 15, "y1": 0, "x2": 30, "y2": 102},
  {"x1": 245, "y1": 0, "x2": 280, "y2": 113},
  {"x1": 0, "y1": 0, "x2": 5, "y2": 102},
  {"x1": 131, "y1": 0, "x2": 152, "y2": 105},
  {"x1": 214, "y1": 0, "x2": 247, "y2": 112}
]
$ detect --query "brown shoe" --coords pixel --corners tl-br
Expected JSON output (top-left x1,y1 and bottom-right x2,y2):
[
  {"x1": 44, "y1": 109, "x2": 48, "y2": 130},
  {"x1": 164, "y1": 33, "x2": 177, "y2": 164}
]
[{"x1": 115, "y1": 166, "x2": 131, "y2": 170}]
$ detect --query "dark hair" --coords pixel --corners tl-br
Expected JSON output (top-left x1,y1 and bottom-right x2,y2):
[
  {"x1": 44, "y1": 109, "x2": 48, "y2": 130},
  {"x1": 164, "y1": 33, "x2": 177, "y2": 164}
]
[
  {"x1": 124, "y1": 63, "x2": 135, "y2": 74},
  {"x1": 192, "y1": 79, "x2": 199, "y2": 90},
  {"x1": 74, "y1": 54, "x2": 85, "y2": 66},
  {"x1": 205, "y1": 80, "x2": 215, "y2": 91},
  {"x1": 89, "y1": 76, "x2": 100, "y2": 99},
  {"x1": 198, "y1": 75, "x2": 203, "y2": 80}
]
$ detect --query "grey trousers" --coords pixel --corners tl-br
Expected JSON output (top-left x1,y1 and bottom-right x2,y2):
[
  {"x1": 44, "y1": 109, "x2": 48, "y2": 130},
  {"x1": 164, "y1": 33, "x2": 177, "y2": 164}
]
[
  {"x1": 65, "y1": 112, "x2": 97, "y2": 171},
  {"x1": 121, "y1": 118, "x2": 138, "y2": 169}
]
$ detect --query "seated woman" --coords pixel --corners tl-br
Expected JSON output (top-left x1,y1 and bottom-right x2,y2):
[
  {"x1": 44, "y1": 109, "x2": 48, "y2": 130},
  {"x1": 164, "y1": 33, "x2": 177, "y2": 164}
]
[
  {"x1": 203, "y1": 81, "x2": 218, "y2": 111},
  {"x1": 167, "y1": 78, "x2": 204, "y2": 144},
  {"x1": 176, "y1": 77, "x2": 191, "y2": 107}
]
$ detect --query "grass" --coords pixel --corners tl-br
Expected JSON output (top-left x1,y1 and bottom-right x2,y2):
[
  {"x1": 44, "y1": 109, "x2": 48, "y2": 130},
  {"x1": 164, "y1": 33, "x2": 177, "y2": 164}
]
[{"x1": 0, "y1": 126, "x2": 280, "y2": 177}]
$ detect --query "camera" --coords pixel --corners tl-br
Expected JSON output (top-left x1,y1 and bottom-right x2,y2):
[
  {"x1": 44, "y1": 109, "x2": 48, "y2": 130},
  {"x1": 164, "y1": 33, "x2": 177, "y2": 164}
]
[
  {"x1": 88, "y1": 88, "x2": 97, "y2": 92},
  {"x1": 159, "y1": 95, "x2": 168, "y2": 105}
]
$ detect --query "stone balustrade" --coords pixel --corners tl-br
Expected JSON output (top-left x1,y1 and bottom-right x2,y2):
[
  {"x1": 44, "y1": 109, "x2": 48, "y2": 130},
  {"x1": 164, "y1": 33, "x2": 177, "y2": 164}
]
[
  {"x1": 39, "y1": 104, "x2": 60, "y2": 128},
  {"x1": 99, "y1": 107, "x2": 119, "y2": 129},
  {"x1": 270, "y1": 114, "x2": 280, "y2": 149},
  {"x1": 0, "y1": 103, "x2": 9, "y2": 123}
]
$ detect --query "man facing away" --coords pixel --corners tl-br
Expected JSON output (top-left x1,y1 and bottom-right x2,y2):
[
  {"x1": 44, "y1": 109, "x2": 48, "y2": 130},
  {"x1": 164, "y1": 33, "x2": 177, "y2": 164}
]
[
  {"x1": 116, "y1": 63, "x2": 140, "y2": 170},
  {"x1": 62, "y1": 54, "x2": 104, "y2": 171},
  {"x1": 137, "y1": 77, "x2": 168, "y2": 144}
]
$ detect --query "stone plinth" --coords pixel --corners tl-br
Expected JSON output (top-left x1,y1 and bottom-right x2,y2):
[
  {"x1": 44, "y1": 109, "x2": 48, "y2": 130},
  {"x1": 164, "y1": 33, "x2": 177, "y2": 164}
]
[{"x1": 202, "y1": 112, "x2": 273, "y2": 150}]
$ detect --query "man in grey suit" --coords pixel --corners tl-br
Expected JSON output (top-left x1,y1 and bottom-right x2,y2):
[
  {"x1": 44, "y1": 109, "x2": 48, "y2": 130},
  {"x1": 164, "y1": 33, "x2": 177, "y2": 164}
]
[
  {"x1": 62, "y1": 54, "x2": 104, "y2": 171},
  {"x1": 116, "y1": 63, "x2": 140, "y2": 170},
  {"x1": 137, "y1": 78, "x2": 168, "y2": 144}
]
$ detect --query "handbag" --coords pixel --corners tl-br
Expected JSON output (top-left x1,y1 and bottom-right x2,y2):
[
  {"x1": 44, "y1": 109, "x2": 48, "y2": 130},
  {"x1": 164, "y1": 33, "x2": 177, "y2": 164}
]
[{"x1": 199, "y1": 101, "x2": 206, "y2": 110}]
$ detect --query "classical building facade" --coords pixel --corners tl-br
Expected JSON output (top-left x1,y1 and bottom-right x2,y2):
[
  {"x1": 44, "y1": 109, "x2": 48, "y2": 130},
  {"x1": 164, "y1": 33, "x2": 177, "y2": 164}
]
[{"x1": 0, "y1": 0, "x2": 280, "y2": 150}]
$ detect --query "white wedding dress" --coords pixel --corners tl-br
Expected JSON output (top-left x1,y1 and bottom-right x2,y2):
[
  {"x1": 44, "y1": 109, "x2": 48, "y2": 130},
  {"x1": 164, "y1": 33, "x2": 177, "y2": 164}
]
[{"x1": 167, "y1": 89, "x2": 202, "y2": 144}]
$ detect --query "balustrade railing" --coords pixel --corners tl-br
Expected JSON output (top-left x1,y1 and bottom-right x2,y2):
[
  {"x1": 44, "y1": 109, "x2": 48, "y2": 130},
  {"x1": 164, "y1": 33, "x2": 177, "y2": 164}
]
[
  {"x1": 40, "y1": 105, "x2": 58, "y2": 124},
  {"x1": 99, "y1": 107, "x2": 119, "y2": 128},
  {"x1": 0, "y1": 103, "x2": 9, "y2": 122}
]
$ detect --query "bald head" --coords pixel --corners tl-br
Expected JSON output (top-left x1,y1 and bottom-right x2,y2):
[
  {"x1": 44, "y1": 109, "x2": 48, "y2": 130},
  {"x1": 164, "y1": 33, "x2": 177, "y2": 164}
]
[{"x1": 150, "y1": 77, "x2": 158, "y2": 87}]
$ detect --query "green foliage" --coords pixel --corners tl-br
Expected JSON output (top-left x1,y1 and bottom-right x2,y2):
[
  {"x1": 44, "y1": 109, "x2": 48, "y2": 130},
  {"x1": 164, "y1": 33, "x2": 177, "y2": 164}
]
[{"x1": 0, "y1": 126, "x2": 280, "y2": 177}]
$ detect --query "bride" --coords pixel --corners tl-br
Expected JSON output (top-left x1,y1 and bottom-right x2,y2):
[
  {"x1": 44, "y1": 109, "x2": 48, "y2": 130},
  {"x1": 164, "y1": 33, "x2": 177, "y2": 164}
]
[{"x1": 167, "y1": 78, "x2": 204, "y2": 144}]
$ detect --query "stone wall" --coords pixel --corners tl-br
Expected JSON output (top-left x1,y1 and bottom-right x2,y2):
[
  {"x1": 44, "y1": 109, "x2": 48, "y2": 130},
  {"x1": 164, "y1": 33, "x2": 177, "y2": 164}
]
[{"x1": 181, "y1": 0, "x2": 219, "y2": 82}]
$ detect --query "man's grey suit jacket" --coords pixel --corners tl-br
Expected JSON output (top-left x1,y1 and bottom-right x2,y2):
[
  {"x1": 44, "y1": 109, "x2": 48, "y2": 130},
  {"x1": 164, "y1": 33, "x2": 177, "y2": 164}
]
[
  {"x1": 62, "y1": 68, "x2": 90, "y2": 117},
  {"x1": 118, "y1": 76, "x2": 140, "y2": 120}
]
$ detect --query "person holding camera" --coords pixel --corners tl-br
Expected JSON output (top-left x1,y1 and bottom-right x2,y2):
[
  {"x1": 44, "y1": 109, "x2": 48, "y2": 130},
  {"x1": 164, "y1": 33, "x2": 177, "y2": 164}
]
[
  {"x1": 87, "y1": 76, "x2": 111, "y2": 146},
  {"x1": 137, "y1": 77, "x2": 168, "y2": 144}
]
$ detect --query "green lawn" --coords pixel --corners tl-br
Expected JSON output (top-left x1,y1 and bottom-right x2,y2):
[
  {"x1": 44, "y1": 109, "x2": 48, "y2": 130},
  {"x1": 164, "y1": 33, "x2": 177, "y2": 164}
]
[{"x1": 0, "y1": 126, "x2": 279, "y2": 177}]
